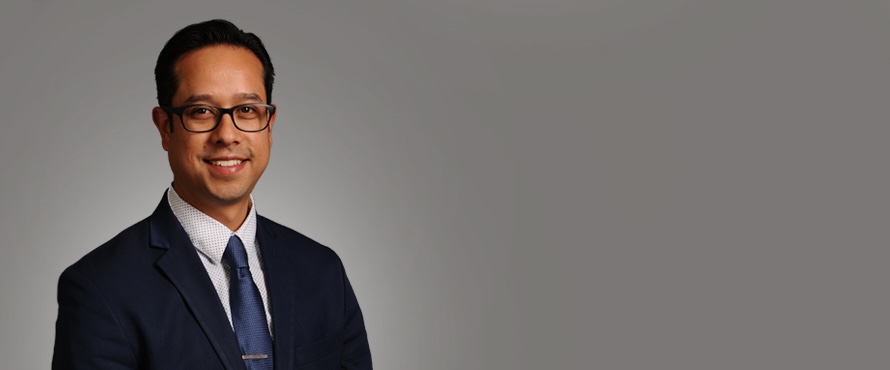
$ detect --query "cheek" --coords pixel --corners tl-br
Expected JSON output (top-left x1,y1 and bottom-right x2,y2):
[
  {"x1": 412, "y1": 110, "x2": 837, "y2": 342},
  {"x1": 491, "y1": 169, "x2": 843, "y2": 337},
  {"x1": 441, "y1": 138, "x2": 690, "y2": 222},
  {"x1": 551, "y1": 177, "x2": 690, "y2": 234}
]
[
  {"x1": 258, "y1": 141, "x2": 273, "y2": 163},
  {"x1": 251, "y1": 136, "x2": 272, "y2": 156},
  {"x1": 167, "y1": 138, "x2": 204, "y2": 168}
]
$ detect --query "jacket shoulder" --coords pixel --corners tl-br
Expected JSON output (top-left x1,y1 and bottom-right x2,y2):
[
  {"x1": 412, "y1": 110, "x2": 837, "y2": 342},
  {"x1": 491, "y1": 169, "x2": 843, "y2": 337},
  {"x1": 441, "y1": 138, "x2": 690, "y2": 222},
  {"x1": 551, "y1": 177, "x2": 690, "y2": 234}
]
[
  {"x1": 62, "y1": 217, "x2": 154, "y2": 279},
  {"x1": 257, "y1": 215, "x2": 342, "y2": 263}
]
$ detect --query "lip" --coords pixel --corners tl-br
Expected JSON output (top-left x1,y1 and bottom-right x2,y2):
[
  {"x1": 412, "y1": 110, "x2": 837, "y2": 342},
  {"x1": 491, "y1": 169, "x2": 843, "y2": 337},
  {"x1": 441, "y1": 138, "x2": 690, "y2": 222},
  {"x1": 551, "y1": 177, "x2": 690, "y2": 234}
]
[
  {"x1": 204, "y1": 157, "x2": 248, "y2": 176},
  {"x1": 205, "y1": 155, "x2": 247, "y2": 161}
]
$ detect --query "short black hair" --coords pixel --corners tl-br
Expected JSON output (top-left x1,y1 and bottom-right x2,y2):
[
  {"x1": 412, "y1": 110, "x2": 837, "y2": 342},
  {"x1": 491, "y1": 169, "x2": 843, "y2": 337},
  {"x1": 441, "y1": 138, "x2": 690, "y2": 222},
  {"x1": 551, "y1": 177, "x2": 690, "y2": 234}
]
[{"x1": 154, "y1": 19, "x2": 275, "y2": 106}]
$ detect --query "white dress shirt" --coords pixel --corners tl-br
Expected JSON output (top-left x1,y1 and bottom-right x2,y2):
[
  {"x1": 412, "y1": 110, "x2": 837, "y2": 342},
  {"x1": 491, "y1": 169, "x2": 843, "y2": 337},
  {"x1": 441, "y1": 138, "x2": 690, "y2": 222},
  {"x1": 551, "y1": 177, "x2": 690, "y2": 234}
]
[{"x1": 166, "y1": 186, "x2": 272, "y2": 333}]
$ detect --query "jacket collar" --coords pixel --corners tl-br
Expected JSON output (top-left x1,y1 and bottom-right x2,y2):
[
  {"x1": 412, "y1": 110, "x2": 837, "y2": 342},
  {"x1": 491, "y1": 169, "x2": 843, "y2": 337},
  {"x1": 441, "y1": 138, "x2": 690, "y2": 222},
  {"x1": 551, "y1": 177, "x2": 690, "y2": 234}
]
[
  {"x1": 148, "y1": 192, "x2": 298, "y2": 370},
  {"x1": 148, "y1": 192, "x2": 247, "y2": 370}
]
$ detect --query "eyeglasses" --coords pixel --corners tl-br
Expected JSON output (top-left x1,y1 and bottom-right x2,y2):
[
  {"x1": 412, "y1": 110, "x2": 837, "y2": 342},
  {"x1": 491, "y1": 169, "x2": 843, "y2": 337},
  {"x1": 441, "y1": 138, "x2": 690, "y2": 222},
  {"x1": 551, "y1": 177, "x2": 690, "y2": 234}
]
[{"x1": 161, "y1": 104, "x2": 276, "y2": 133}]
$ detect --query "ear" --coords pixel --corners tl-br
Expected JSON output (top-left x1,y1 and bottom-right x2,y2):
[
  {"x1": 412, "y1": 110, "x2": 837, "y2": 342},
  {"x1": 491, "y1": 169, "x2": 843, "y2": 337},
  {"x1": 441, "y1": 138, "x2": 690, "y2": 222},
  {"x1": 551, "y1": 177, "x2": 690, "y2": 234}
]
[{"x1": 152, "y1": 107, "x2": 172, "y2": 151}]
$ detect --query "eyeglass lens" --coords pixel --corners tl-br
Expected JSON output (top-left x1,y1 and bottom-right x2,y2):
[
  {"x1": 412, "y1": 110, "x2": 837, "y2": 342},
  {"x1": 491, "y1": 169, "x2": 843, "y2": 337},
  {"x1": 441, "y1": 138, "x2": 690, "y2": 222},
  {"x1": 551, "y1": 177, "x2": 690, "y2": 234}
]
[{"x1": 181, "y1": 105, "x2": 272, "y2": 132}]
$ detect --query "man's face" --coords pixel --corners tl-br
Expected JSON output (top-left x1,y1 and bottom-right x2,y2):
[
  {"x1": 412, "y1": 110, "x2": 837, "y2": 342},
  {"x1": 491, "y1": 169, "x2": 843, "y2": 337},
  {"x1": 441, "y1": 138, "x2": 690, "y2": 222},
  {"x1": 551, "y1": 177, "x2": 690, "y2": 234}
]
[{"x1": 152, "y1": 45, "x2": 274, "y2": 215}]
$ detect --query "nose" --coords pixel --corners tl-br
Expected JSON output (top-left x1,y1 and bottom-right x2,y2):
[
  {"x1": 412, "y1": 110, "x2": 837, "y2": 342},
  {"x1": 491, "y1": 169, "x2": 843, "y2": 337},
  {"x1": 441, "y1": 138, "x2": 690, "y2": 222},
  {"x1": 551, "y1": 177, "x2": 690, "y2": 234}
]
[{"x1": 210, "y1": 111, "x2": 241, "y2": 145}]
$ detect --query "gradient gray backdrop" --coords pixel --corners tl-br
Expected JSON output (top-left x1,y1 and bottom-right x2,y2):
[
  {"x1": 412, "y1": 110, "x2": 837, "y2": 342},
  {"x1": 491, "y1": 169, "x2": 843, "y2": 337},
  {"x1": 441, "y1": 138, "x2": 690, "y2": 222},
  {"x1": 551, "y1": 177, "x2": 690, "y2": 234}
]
[{"x1": 2, "y1": 1, "x2": 890, "y2": 369}]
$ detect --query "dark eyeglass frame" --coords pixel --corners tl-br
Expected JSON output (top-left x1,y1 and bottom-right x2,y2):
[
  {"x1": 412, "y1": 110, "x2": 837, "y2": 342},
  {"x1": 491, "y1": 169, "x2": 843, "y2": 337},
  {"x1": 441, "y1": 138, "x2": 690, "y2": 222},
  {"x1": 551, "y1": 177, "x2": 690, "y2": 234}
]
[{"x1": 161, "y1": 103, "x2": 276, "y2": 133}]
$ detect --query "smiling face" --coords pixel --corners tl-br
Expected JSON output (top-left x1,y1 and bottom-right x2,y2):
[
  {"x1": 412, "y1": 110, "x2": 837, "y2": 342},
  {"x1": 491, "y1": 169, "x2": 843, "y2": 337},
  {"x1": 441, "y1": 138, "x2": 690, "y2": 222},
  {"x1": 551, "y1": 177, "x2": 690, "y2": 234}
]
[{"x1": 152, "y1": 45, "x2": 275, "y2": 225}]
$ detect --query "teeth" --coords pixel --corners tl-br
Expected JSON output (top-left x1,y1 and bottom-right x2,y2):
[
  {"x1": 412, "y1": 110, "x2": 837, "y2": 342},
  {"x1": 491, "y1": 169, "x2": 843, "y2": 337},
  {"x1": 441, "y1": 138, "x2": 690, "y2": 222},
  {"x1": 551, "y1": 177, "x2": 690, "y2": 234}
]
[{"x1": 210, "y1": 159, "x2": 243, "y2": 167}]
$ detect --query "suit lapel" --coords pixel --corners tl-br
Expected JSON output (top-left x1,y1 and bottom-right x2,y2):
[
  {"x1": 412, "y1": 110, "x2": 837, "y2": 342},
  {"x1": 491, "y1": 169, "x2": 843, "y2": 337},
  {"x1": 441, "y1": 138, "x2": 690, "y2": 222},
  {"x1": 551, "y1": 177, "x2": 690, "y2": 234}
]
[
  {"x1": 148, "y1": 194, "x2": 246, "y2": 370},
  {"x1": 257, "y1": 217, "x2": 306, "y2": 370}
]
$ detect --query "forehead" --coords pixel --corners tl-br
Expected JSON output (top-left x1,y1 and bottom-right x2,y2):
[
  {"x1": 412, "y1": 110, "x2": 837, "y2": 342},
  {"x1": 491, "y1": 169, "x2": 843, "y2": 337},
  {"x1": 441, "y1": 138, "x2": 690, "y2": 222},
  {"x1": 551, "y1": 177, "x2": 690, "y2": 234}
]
[{"x1": 172, "y1": 45, "x2": 265, "y2": 104}]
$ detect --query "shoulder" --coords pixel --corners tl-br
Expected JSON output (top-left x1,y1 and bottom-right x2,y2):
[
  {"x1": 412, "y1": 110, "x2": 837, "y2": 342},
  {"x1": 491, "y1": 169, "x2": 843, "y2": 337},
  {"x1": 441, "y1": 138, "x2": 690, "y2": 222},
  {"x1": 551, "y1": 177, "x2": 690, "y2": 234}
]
[
  {"x1": 256, "y1": 215, "x2": 343, "y2": 266},
  {"x1": 62, "y1": 217, "x2": 156, "y2": 281}
]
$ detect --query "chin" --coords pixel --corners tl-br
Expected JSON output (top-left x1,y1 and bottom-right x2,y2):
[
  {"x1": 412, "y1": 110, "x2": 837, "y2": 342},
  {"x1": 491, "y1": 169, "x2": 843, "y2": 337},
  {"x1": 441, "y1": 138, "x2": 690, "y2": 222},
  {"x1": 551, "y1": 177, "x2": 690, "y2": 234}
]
[{"x1": 207, "y1": 187, "x2": 252, "y2": 205}]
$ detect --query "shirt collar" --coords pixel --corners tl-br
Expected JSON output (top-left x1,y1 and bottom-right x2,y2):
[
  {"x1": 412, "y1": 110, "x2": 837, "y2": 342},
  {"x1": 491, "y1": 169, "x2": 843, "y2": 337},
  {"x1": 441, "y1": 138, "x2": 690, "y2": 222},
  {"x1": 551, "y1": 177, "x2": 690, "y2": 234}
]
[{"x1": 166, "y1": 185, "x2": 258, "y2": 265}]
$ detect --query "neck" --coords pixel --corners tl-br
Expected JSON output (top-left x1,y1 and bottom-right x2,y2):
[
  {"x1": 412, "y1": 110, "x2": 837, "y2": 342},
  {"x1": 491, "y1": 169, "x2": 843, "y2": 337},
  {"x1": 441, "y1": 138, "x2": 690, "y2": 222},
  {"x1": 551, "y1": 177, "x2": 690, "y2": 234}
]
[
  {"x1": 172, "y1": 185, "x2": 251, "y2": 231},
  {"x1": 199, "y1": 202, "x2": 251, "y2": 231}
]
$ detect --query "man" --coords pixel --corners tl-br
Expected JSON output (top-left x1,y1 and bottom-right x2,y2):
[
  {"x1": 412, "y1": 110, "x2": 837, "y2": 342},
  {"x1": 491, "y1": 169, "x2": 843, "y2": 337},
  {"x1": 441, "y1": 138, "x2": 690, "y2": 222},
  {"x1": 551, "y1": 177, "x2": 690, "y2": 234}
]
[{"x1": 52, "y1": 19, "x2": 372, "y2": 369}]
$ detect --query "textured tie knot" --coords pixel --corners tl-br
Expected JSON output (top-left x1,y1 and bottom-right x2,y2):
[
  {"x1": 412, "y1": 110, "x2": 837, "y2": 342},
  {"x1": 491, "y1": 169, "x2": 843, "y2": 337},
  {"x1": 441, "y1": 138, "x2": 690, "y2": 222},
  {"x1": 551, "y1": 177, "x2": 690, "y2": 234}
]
[
  {"x1": 223, "y1": 235, "x2": 247, "y2": 268},
  {"x1": 224, "y1": 235, "x2": 250, "y2": 274}
]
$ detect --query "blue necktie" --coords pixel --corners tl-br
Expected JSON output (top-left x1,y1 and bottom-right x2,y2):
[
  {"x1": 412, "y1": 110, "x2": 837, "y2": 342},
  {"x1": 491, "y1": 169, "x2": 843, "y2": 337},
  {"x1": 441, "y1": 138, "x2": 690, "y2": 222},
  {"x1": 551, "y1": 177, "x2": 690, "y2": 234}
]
[{"x1": 224, "y1": 235, "x2": 274, "y2": 370}]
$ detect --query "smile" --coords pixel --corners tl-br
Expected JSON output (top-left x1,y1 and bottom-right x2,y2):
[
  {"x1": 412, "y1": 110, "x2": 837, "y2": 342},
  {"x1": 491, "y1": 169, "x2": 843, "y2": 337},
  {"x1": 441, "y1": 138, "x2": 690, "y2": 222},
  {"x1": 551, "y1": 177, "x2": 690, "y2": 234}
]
[{"x1": 207, "y1": 159, "x2": 243, "y2": 167}]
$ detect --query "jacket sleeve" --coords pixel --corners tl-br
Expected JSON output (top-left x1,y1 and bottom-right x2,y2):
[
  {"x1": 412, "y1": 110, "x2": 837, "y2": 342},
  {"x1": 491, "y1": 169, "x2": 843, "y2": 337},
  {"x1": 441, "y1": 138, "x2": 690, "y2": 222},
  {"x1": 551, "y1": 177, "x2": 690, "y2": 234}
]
[
  {"x1": 339, "y1": 266, "x2": 372, "y2": 369},
  {"x1": 52, "y1": 267, "x2": 138, "y2": 370}
]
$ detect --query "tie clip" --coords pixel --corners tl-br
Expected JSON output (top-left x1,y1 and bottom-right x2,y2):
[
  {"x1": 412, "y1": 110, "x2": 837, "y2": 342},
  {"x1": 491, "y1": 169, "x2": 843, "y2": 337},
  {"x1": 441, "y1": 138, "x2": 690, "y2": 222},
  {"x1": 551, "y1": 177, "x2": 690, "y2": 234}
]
[{"x1": 242, "y1": 354, "x2": 269, "y2": 360}]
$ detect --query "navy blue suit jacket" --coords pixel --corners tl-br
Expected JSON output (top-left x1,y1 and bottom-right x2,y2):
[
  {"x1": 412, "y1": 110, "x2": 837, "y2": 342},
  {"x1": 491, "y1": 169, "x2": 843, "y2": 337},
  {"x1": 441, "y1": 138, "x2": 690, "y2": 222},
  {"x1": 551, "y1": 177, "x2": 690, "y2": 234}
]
[{"x1": 52, "y1": 194, "x2": 372, "y2": 369}]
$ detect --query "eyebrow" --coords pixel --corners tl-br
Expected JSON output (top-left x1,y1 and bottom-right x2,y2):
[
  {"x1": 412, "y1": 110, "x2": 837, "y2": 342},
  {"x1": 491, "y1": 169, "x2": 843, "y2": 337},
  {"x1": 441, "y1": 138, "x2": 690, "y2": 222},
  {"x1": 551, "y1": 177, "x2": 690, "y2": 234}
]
[{"x1": 183, "y1": 93, "x2": 264, "y2": 105}]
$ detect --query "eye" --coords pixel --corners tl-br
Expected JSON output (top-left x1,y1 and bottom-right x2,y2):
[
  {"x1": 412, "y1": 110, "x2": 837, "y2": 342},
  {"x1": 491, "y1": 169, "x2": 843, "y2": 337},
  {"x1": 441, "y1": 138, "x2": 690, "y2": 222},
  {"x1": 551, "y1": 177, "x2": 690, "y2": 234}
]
[
  {"x1": 235, "y1": 105, "x2": 261, "y2": 119},
  {"x1": 184, "y1": 106, "x2": 216, "y2": 118}
]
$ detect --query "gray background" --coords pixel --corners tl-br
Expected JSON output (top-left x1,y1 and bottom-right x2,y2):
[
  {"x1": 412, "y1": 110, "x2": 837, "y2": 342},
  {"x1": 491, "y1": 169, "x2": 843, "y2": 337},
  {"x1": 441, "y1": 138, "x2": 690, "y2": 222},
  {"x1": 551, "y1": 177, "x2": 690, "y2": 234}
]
[{"x1": 1, "y1": 0, "x2": 889, "y2": 369}]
